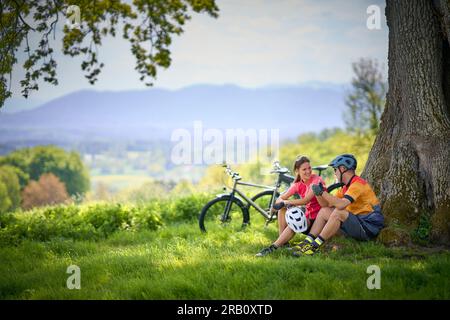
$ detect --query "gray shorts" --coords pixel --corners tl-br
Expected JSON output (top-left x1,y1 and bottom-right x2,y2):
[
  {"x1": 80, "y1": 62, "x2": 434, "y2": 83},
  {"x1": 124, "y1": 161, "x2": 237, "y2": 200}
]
[{"x1": 340, "y1": 213, "x2": 370, "y2": 241}]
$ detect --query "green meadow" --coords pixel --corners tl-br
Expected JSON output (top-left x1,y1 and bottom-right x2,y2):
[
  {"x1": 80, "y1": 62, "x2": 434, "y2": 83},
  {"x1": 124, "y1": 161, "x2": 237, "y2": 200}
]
[{"x1": 0, "y1": 199, "x2": 449, "y2": 300}]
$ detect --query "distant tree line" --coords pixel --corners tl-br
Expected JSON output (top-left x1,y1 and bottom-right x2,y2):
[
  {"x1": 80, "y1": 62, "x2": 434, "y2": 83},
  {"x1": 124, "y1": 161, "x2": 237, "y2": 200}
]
[{"x1": 0, "y1": 145, "x2": 90, "y2": 213}]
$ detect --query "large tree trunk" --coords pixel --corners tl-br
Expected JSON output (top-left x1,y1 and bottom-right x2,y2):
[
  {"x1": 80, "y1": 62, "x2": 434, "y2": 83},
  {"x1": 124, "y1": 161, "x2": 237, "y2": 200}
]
[{"x1": 362, "y1": 0, "x2": 450, "y2": 244}]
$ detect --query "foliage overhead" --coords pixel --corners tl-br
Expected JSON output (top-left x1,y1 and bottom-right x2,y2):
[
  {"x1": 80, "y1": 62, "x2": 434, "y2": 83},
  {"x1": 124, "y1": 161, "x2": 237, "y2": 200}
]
[{"x1": 0, "y1": 0, "x2": 219, "y2": 107}]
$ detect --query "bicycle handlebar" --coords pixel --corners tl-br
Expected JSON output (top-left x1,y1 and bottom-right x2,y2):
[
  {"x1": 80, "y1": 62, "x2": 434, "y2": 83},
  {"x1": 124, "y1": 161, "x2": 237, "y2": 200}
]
[
  {"x1": 270, "y1": 168, "x2": 289, "y2": 174},
  {"x1": 221, "y1": 161, "x2": 332, "y2": 186},
  {"x1": 223, "y1": 161, "x2": 330, "y2": 180},
  {"x1": 223, "y1": 160, "x2": 289, "y2": 181},
  {"x1": 223, "y1": 165, "x2": 241, "y2": 180},
  {"x1": 272, "y1": 160, "x2": 281, "y2": 169},
  {"x1": 270, "y1": 160, "x2": 289, "y2": 174}
]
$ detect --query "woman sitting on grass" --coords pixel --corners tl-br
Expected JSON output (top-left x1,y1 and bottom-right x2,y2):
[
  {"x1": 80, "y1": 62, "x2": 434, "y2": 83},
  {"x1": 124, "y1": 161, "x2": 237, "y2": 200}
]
[{"x1": 256, "y1": 155, "x2": 327, "y2": 257}]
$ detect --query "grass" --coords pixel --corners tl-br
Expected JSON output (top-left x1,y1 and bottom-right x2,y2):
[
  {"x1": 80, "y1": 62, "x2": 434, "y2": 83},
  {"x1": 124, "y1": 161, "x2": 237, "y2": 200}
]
[{"x1": 0, "y1": 217, "x2": 449, "y2": 300}]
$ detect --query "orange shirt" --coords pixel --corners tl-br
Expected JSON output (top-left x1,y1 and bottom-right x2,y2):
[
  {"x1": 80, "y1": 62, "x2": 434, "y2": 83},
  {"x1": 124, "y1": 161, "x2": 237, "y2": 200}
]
[{"x1": 336, "y1": 176, "x2": 379, "y2": 215}]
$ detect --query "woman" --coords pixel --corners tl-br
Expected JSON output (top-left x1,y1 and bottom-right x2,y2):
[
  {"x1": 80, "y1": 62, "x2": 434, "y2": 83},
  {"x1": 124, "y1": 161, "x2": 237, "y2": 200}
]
[{"x1": 255, "y1": 155, "x2": 327, "y2": 257}]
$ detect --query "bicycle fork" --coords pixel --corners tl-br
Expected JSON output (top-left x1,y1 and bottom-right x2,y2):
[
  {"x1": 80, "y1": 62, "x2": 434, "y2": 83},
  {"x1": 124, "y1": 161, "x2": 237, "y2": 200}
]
[
  {"x1": 221, "y1": 180, "x2": 238, "y2": 223},
  {"x1": 264, "y1": 180, "x2": 282, "y2": 227}
]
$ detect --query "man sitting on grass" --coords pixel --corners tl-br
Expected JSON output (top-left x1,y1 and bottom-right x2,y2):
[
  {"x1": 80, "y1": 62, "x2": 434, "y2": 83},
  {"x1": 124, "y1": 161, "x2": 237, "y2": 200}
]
[{"x1": 292, "y1": 154, "x2": 384, "y2": 256}]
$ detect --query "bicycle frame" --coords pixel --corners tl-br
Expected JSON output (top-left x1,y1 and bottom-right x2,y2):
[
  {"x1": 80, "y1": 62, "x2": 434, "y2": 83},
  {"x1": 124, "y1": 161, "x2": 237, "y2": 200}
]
[
  {"x1": 231, "y1": 180, "x2": 275, "y2": 219},
  {"x1": 221, "y1": 171, "x2": 290, "y2": 222}
]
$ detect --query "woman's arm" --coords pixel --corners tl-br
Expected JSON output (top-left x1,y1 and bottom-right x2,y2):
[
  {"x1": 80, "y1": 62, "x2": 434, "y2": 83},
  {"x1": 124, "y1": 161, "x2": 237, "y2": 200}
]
[
  {"x1": 276, "y1": 184, "x2": 297, "y2": 203},
  {"x1": 284, "y1": 187, "x2": 314, "y2": 206}
]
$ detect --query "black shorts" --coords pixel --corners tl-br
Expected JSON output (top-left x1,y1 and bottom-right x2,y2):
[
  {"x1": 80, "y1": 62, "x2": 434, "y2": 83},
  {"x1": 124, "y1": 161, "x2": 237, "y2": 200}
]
[
  {"x1": 340, "y1": 213, "x2": 370, "y2": 241},
  {"x1": 340, "y1": 206, "x2": 384, "y2": 240},
  {"x1": 303, "y1": 218, "x2": 315, "y2": 235}
]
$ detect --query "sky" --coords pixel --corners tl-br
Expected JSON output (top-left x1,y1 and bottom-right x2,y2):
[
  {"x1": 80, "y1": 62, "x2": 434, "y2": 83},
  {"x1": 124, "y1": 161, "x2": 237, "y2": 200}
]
[{"x1": 3, "y1": 0, "x2": 388, "y2": 112}]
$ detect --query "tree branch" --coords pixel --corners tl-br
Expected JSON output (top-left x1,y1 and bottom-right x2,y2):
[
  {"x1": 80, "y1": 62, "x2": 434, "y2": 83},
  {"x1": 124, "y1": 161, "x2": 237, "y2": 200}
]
[{"x1": 11, "y1": 0, "x2": 36, "y2": 31}]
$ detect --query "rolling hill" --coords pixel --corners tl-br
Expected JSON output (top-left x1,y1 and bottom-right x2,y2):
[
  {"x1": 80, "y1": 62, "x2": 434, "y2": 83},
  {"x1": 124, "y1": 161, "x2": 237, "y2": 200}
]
[{"x1": 0, "y1": 83, "x2": 347, "y2": 143}]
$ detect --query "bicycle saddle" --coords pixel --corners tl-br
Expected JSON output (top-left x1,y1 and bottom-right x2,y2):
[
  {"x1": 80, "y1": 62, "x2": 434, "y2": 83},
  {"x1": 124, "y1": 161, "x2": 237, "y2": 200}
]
[
  {"x1": 271, "y1": 168, "x2": 289, "y2": 174},
  {"x1": 312, "y1": 165, "x2": 329, "y2": 173}
]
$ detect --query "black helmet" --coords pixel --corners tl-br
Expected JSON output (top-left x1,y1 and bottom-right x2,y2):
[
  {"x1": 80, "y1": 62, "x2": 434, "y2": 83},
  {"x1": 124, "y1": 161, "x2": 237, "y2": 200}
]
[{"x1": 329, "y1": 154, "x2": 357, "y2": 170}]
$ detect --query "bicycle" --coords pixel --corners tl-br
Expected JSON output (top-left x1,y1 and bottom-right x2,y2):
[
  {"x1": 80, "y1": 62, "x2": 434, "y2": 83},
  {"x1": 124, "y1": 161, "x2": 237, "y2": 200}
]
[{"x1": 198, "y1": 161, "x2": 343, "y2": 232}]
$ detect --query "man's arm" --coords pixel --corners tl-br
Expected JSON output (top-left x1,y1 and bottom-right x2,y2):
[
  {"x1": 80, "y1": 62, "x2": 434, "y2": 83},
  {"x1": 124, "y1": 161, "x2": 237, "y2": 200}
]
[
  {"x1": 319, "y1": 191, "x2": 351, "y2": 210},
  {"x1": 316, "y1": 193, "x2": 330, "y2": 208}
]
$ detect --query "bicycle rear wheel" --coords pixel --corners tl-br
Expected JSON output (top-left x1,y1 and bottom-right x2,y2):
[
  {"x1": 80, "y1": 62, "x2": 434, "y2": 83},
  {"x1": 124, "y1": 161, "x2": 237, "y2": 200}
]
[{"x1": 199, "y1": 195, "x2": 249, "y2": 232}]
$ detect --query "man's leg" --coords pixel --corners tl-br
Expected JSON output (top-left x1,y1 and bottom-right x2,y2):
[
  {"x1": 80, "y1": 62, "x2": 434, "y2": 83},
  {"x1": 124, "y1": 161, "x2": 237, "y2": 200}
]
[
  {"x1": 278, "y1": 207, "x2": 287, "y2": 236},
  {"x1": 340, "y1": 212, "x2": 370, "y2": 241},
  {"x1": 291, "y1": 207, "x2": 333, "y2": 255},
  {"x1": 309, "y1": 207, "x2": 333, "y2": 237},
  {"x1": 294, "y1": 208, "x2": 348, "y2": 256},
  {"x1": 319, "y1": 208, "x2": 349, "y2": 240}
]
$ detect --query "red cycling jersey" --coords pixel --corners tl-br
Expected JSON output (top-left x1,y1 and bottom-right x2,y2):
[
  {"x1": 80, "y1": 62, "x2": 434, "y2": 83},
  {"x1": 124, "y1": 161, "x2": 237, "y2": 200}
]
[{"x1": 284, "y1": 174, "x2": 326, "y2": 220}]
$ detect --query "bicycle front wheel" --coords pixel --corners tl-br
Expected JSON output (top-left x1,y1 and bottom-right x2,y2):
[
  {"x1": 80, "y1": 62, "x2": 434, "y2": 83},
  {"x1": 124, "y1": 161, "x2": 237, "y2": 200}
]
[{"x1": 199, "y1": 196, "x2": 249, "y2": 232}]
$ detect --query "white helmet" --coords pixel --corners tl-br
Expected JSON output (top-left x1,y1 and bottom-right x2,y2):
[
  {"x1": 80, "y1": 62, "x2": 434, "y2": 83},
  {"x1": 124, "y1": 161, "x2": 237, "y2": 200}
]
[{"x1": 285, "y1": 206, "x2": 308, "y2": 233}]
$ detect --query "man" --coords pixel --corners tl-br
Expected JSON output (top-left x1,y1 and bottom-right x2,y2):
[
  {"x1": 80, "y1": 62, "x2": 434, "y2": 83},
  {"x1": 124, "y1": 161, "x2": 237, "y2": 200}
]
[{"x1": 293, "y1": 154, "x2": 384, "y2": 256}]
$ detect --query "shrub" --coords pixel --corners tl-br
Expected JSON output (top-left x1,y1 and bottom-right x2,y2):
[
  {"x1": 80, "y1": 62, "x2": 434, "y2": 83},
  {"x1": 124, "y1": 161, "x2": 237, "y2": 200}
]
[
  {"x1": 412, "y1": 213, "x2": 432, "y2": 245},
  {"x1": 0, "y1": 193, "x2": 216, "y2": 245},
  {"x1": 129, "y1": 204, "x2": 163, "y2": 231},
  {"x1": 0, "y1": 165, "x2": 21, "y2": 213},
  {"x1": 0, "y1": 202, "x2": 164, "y2": 245},
  {"x1": 80, "y1": 203, "x2": 132, "y2": 237},
  {"x1": 21, "y1": 173, "x2": 70, "y2": 210},
  {"x1": 166, "y1": 193, "x2": 211, "y2": 222}
]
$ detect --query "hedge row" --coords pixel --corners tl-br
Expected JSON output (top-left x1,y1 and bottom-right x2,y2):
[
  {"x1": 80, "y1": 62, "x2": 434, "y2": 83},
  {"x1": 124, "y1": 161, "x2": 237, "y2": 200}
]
[{"x1": 0, "y1": 193, "x2": 212, "y2": 244}]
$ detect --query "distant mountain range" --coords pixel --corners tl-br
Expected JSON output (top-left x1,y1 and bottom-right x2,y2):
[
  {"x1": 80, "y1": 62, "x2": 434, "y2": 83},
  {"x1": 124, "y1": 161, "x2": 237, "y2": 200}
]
[{"x1": 0, "y1": 84, "x2": 348, "y2": 144}]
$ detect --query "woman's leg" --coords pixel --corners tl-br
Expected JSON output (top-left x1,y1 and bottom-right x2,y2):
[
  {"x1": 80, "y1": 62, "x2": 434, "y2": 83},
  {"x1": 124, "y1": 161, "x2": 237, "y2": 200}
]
[
  {"x1": 278, "y1": 207, "x2": 287, "y2": 236},
  {"x1": 274, "y1": 227, "x2": 295, "y2": 247}
]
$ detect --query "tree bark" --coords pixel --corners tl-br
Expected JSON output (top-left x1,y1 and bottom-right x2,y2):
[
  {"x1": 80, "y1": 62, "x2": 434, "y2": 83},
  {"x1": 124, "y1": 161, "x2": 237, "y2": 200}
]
[{"x1": 362, "y1": 0, "x2": 450, "y2": 244}]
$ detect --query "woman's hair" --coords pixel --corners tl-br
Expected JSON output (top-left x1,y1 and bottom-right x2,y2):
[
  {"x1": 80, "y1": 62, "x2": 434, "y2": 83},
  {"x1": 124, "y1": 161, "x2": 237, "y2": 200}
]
[{"x1": 293, "y1": 155, "x2": 310, "y2": 182}]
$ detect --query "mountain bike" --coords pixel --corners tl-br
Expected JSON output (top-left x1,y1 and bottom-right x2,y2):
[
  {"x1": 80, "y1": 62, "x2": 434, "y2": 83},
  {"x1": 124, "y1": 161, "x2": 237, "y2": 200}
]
[{"x1": 198, "y1": 161, "x2": 342, "y2": 232}]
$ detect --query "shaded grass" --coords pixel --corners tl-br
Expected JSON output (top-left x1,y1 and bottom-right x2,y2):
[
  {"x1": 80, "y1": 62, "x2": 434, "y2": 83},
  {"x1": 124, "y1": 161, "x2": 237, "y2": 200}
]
[{"x1": 0, "y1": 221, "x2": 449, "y2": 300}]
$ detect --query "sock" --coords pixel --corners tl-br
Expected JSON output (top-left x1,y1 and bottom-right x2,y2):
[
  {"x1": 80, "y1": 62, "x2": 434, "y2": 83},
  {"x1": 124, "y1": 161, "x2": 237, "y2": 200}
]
[
  {"x1": 305, "y1": 234, "x2": 315, "y2": 243},
  {"x1": 312, "y1": 235, "x2": 325, "y2": 248},
  {"x1": 271, "y1": 243, "x2": 279, "y2": 249}
]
